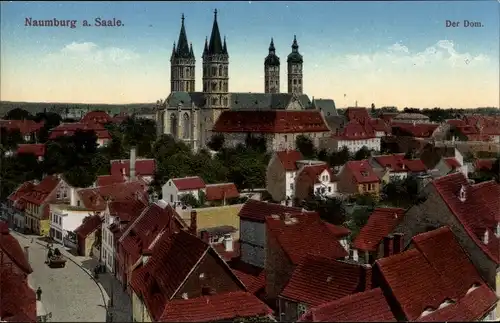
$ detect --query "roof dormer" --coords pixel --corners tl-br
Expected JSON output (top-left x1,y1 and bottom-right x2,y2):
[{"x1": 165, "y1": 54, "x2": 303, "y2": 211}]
[
  {"x1": 483, "y1": 230, "x2": 489, "y2": 245},
  {"x1": 458, "y1": 185, "x2": 466, "y2": 202},
  {"x1": 496, "y1": 223, "x2": 500, "y2": 238}
]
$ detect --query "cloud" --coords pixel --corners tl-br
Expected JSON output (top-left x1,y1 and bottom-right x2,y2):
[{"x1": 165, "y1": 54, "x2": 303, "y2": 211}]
[
  {"x1": 46, "y1": 42, "x2": 139, "y2": 65},
  {"x1": 343, "y1": 40, "x2": 490, "y2": 69}
]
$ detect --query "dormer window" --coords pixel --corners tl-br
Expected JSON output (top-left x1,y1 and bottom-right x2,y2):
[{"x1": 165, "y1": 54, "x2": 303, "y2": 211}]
[
  {"x1": 483, "y1": 230, "x2": 489, "y2": 245},
  {"x1": 458, "y1": 185, "x2": 466, "y2": 202},
  {"x1": 496, "y1": 223, "x2": 500, "y2": 238}
]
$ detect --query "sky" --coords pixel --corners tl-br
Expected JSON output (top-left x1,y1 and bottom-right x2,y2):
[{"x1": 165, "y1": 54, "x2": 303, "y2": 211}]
[{"x1": 0, "y1": 1, "x2": 499, "y2": 109}]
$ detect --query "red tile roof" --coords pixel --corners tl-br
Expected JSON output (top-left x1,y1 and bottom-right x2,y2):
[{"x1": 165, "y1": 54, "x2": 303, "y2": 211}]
[
  {"x1": 446, "y1": 119, "x2": 467, "y2": 127},
  {"x1": 266, "y1": 213, "x2": 348, "y2": 265},
  {"x1": 432, "y1": 173, "x2": 500, "y2": 263},
  {"x1": 80, "y1": 111, "x2": 113, "y2": 125},
  {"x1": 109, "y1": 199, "x2": 148, "y2": 223},
  {"x1": 368, "y1": 118, "x2": 391, "y2": 134},
  {"x1": 353, "y1": 208, "x2": 405, "y2": 252},
  {"x1": 324, "y1": 223, "x2": 351, "y2": 238},
  {"x1": 228, "y1": 260, "x2": 266, "y2": 295},
  {"x1": 444, "y1": 157, "x2": 461, "y2": 169},
  {"x1": 372, "y1": 154, "x2": 426, "y2": 173},
  {"x1": 276, "y1": 150, "x2": 304, "y2": 171},
  {"x1": 332, "y1": 121, "x2": 375, "y2": 140},
  {"x1": 77, "y1": 181, "x2": 148, "y2": 211},
  {"x1": 20, "y1": 175, "x2": 60, "y2": 206},
  {"x1": 172, "y1": 176, "x2": 206, "y2": 191},
  {"x1": 96, "y1": 174, "x2": 125, "y2": 187},
  {"x1": 0, "y1": 119, "x2": 44, "y2": 135},
  {"x1": 281, "y1": 254, "x2": 372, "y2": 306},
  {"x1": 212, "y1": 110, "x2": 330, "y2": 134},
  {"x1": 343, "y1": 160, "x2": 380, "y2": 184},
  {"x1": 8, "y1": 182, "x2": 35, "y2": 205},
  {"x1": 48, "y1": 122, "x2": 111, "y2": 140},
  {"x1": 75, "y1": 215, "x2": 102, "y2": 238},
  {"x1": 16, "y1": 144, "x2": 46, "y2": 158},
  {"x1": 298, "y1": 288, "x2": 396, "y2": 322},
  {"x1": 376, "y1": 226, "x2": 497, "y2": 321},
  {"x1": 158, "y1": 291, "x2": 273, "y2": 322},
  {"x1": 297, "y1": 163, "x2": 335, "y2": 185},
  {"x1": 110, "y1": 159, "x2": 156, "y2": 177},
  {"x1": 345, "y1": 107, "x2": 370, "y2": 123},
  {"x1": 0, "y1": 225, "x2": 33, "y2": 274},
  {"x1": 0, "y1": 270, "x2": 36, "y2": 322},
  {"x1": 238, "y1": 199, "x2": 314, "y2": 222},
  {"x1": 474, "y1": 158, "x2": 496, "y2": 171},
  {"x1": 392, "y1": 122, "x2": 438, "y2": 138},
  {"x1": 378, "y1": 113, "x2": 398, "y2": 124},
  {"x1": 205, "y1": 183, "x2": 240, "y2": 201}
]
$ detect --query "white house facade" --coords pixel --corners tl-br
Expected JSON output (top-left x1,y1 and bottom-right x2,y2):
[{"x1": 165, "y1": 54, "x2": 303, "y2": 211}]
[{"x1": 49, "y1": 204, "x2": 88, "y2": 248}]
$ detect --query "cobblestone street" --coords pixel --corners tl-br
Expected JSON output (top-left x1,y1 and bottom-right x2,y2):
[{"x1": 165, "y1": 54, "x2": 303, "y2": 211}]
[{"x1": 13, "y1": 232, "x2": 108, "y2": 322}]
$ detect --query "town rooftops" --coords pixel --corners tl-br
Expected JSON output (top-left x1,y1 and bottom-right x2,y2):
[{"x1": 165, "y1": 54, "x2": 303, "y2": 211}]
[
  {"x1": 16, "y1": 144, "x2": 46, "y2": 158},
  {"x1": 344, "y1": 160, "x2": 380, "y2": 184},
  {"x1": 376, "y1": 226, "x2": 498, "y2": 321},
  {"x1": 20, "y1": 175, "x2": 60, "y2": 206},
  {"x1": 109, "y1": 198, "x2": 148, "y2": 223},
  {"x1": 205, "y1": 183, "x2": 239, "y2": 201},
  {"x1": 432, "y1": 173, "x2": 500, "y2": 263},
  {"x1": 392, "y1": 112, "x2": 430, "y2": 121},
  {"x1": 298, "y1": 288, "x2": 396, "y2": 322},
  {"x1": 74, "y1": 214, "x2": 102, "y2": 239},
  {"x1": 332, "y1": 121, "x2": 375, "y2": 140},
  {"x1": 297, "y1": 163, "x2": 336, "y2": 184},
  {"x1": 212, "y1": 110, "x2": 330, "y2": 134},
  {"x1": 0, "y1": 221, "x2": 33, "y2": 274},
  {"x1": 391, "y1": 122, "x2": 438, "y2": 138},
  {"x1": 443, "y1": 157, "x2": 461, "y2": 169},
  {"x1": 238, "y1": 199, "x2": 314, "y2": 222},
  {"x1": 96, "y1": 174, "x2": 126, "y2": 187},
  {"x1": 276, "y1": 150, "x2": 304, "y2": 171},
  {"x1": 281, "y1": 254, "x2": 372, "y2": 306},
  {"x1": 353, "y1": 208, "x2": 406, "y2": 252},
  {"x1": 77, "y1": 180, "x2": 148, "y2": 211},
  {"x1": 80, "y1": 111, "x2": 113, "y2": 125},
  {"x1": 345, "y1": 107, "x2": 370, "y2": 123},
  {"x1": 0, "y1": 119, "x2": 45, "y2": 135},
  {"x1": 171, "y1": 176, "x2": 206, "y2": 191},
  {"x1": 474, "y1": 158, "x2": 496, "y2": 171},
  {"x1": 228, "y1": 260, "x2": 266, "y2": 295},
  {"x1": 372, "y1": 154, "x2": 427, "y2": 173},
  {"x1": 8, "y1": 181, "x2": 35, "y2": 204},
  {"x1": 110, "y1": 159, "x2": 156, "y2": 177},
  {"x1": 266, "y1": 212, "x2": 348, "y2": 265},
  {"x1": 48, "y1": 122, "x2": 111, "y2": 140},
  {"x1": 1, "y1": 269, "x2": 37, "y2": 322}
]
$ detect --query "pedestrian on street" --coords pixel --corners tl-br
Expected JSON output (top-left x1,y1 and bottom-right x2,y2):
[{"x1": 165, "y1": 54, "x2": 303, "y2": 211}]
[{"x1": 36, "y1": 287, "x2": 42, "y2": 301}]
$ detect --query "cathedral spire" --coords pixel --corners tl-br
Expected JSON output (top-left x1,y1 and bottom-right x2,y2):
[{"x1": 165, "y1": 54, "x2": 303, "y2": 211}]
[
  {"x1": 269, "y1": 38, "x2": 276, "y2": 54},
  {"x1": 203, "y1": 37, "x2": 209, "y2": 57},
  {"x1": 171, "y1": 42, "x2": 176, "y2": 59},
  {"x1": 189, "y1": 43, "x2": 194, "y2": 58},
  {"x1": 208, "y1": 9, "x2": 224, "y2": 55},
  {"x1": 222, "y1": 36, "x2": 228, "y2": 55},
  {"x1": 291, "y1": 35, "x2": 299, "y2": 52},
  {"x1": 176, "y1": 13, "x2": 191, "y2": 58}
]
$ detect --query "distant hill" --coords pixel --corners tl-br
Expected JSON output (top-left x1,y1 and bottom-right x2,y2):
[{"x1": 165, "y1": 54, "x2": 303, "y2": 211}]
[{"x1": 0, "y1": 101, "x2": 156, "y2": 117}]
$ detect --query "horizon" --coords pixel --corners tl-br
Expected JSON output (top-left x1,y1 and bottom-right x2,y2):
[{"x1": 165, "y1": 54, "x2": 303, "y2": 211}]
[{"x1": 1, "y1": 1, "x2": 499, "y2": 109}]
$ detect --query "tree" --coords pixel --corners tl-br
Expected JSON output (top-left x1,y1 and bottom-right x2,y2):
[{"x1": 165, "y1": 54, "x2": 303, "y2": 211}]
[
  {"x1": 207, "y1": 134, "x2": 225, "y2": 151},
  {"x1": 180, "y1": 193, "x2": 200, "y2": 208},
  {"x1": 329, "y1": 146, "x2": 351, "y2": 166},
  {"x1": 371, "y1": 103, "x2": 376, "y2": 114},
  {"x1": 355, "y1": 193, "x2": 378, "y2": 208},
  {"x1": 33, "y1": 112, "x2": 62, "y2": 143},
  {"x1": 345, "y1": 207, "x2": 372, "y2": 239},
  {"x1": 122, "y1": 117, "x2": 157, "y2": 156},
  {"x1": 245, "y1": 134, "x2": 267, "y2": 153},
  {"x1": 4, "y1": 108, "x2": 32, "y2": 120},
  {"x1": 302, "y1": 196, "x2": 346, "y2": 225},
  {"x1": 317, "y1": 149, "x2": 329, "y2": 162},
  {"x1": 295, "y1": 135, "x2": 316, "y2": 159},
  {"x1": 353, "y1": 146, "x2": 371, "y2": 161},
  {"x1": 0, "y1": 128, "x2": 23, "y2": 151}
]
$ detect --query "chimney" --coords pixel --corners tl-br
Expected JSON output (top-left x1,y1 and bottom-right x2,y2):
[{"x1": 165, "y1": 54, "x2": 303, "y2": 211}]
[
  {"x1": 24, "y1": 246, "x2": 30, "y2": 263},
  {"x1": 360, "y1": 264, "x2": 372, "y2": 291},
  {"x1": 383, "y1": 235, "x2": 394, "y2": 258},
  {"x1": 142, "y1": 249, "x2": 152, "y2": 264},
  {"x1": 190, "y1": 210, "x2": 197, "y2": 235},
  {"x1": 224, "y1": 234, "x2": 233, "y2": 252},
  {"x1": 392, "y1": 233, "x2": 404, "y2": 254},
  {"x1": 200, "y1": 230, "x2": 210, "y2": 243},
  {"x1": 70, "y1": 187, "x2": 78, "y2": 207},
  {"x1": 130, "y1": 147, "x2": 137, "y2": 181}
]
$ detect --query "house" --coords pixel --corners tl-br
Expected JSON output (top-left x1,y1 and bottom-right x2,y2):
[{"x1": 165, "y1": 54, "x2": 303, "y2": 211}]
[
  {"x1": 1, "y1": 181, "x2": 35, "y2": 230},
  {"x1": 369, "y1": 153, "x2": 427, "y2": 181},
  {"x1": 434, "y1": 155, "x2": 468, "y2": 177},
  {"x1": 228, "y1": 260, "x2": 266, "y2": 298},
  {"x1": 474, "y1": 158, "x2": 497, "y2": 172},
  {"x1": 95, "y1": 174, "x2": 126, "y2": 187},
  {"x1": 16, "y1": 144, "x2": 46, "y2": 161},
  {"x1": 376, "y1": 226, "x2": 498, "y2": 321},
  {"x1": 110, "y1": 148, "x2": 156, "y2": 183},
  {"x1": 343, "y1": 107, "x2": 390, "y2": 137},
  {"x1": 336, "y1": 160, "x2": 381, "y2": 196},
  {"x1": 49, "y1": 203, "x2": 92, "y2": 248},
  {"x1": 345, "y1": 107, "x2": 371, "y2": 124},
  {"x1": 391, "y1": 112, "x2": 431, "y2": 124},
  {"x1": 0, "y1": 221, "x2": 37, "y2": 322},
  {"x1": 322, "y1": 121, "x2": 381, "y2": 153},
  {"x1": 391, "y1": 122, "x2": 439, "y2": 139},
  {"x1": 74, "y1": 214, "x2": 103, "y2": 257},
  {"x1": 0, "y1": 119, "x2": 45, "y2": 142},
  {"x1": 80, "y1": 111, "x2": 113, "y2": 125},
  {"x1": 212, "y1": 110, "x2": 330, "y2": 151},
  {"x1": 266, "y1": 150, "x2": 304, "y2": 203},
  {"x1": 265, "y1": 212, "x2": 349, "y2": 305},
  {"x1": 129, "y1": 229, "x2": 272, "y2": 322},
  {"x1": 448, "y1": 116, "x2": 500, "y2": 143},
  {"x1": 116, "y1": 201, "x2": 188, "y2": 291},
  {"x1": 311, "y1": 98, "x2": 338, "y2": 117},
  {"x1": 351, "y1": 208, "x2": 406, "y2": 264},
  {"x1": 298, "y1": 288, "x2": 396, "y2": 322},
  {"x1": 204, "y1": 183, "x2": 240, "y2": 206},
  {"x1": 162, "y1": 176, "x2": 206, "y2": 205},
  {"x1": 48, "y1": 122, "x2": 111, "y2": 147},
  {"x1": 102, "y1": 198, "x2": 148, "y2": 273},
  {"x1": 19, "y1": 175, "x2": 62, "y2": 235},
  {"x1": 279, "y1": 254, "x2": 372, "y2": 322},
  {"x1": 238, "y1": 199, "x2": 315, "y2": 269},
  {"x1": 389, "y1": 172, "x2": 500, "y2": 318},
  {"x1": 419, "y1": 144, "x2": 459, "y2": 170},
  {"x1": 294, "y1": 162, "x2": 338, "y2": 202}
]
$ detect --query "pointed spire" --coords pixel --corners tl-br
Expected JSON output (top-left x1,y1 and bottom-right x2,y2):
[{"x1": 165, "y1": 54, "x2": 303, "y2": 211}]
[
  {"x1": 203, "y1": 37, "x2": 209, "y2": 57},
  {"x1": 265, "y1": 37, "x2": 280, "y2": 66},
  {"x1": 287, "y1": 35, "x2": 303, "y2": 64},
  {"x1": 208, "y1": 9, "x2": 224, "y2": 55},
  {"x1": 222, "y1": 36, "x2": 228, "y2": 54},
  {"x1": 292, "y1": 35, "x2": 299, "y2": 52},
  {"x1": 269, "y1": 38, "x2": 276, "y2": 53},
  {"x1": 176, "y1": 14, "x2": 190, "y2": 58},
  {"x1": 171, "y1": 42, "x2": 176, "y2": 59},
  {"x1": 189, "y1": 43, "x2": 194, "y2": 58}
]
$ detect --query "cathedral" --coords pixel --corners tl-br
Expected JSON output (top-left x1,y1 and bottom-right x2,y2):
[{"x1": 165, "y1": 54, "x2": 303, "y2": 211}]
[{"x1": 155, "y1": 10, "x2": 336, "y2": 151}]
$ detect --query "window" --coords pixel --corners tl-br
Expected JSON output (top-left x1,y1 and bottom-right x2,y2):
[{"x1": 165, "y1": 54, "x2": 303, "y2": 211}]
[
  {"x1": 328, "y1": 187, "x2": 332, "y2": 192},
  {"x1": 284, "y1": 135, "x2": 288, "y2": 142},
  {"x1": 180, "y1": 68, "x2": 184, "y2": 78},
  {"x1": 297, "y1": 303, "x2": 307, "y2": 317},
  {"x1": 211, "y1": 67, "x2": 216, "y2": 76},
  {"x1": 219, "y1": 65, "x2": 223, "y2": 76},
  {"x1": 77, "y1": 200, "x2": 81, "y2": 207},
  {"x1": 290, "y1": 183, "x2": 294, "y2": 190},
  {"x1": 170, "y1": 195, "x2": 173, "y2": 203}
]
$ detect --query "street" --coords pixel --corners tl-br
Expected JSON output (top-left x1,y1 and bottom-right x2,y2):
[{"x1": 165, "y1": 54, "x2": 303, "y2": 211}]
[{"x1": 13, "y1": 232, "x2": 107, "y2": 322}]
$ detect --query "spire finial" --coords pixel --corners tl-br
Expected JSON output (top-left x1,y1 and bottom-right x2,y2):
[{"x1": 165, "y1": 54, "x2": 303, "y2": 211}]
[
  {"x1": 294, "y1": 35, "x2": 297, "y2": 41},
  {"x1": 181, "y1": 13, "x2": 185, "y2": 23},
  {"x1": 214, "y1": 8, "x2": 218, "y2": 19}
]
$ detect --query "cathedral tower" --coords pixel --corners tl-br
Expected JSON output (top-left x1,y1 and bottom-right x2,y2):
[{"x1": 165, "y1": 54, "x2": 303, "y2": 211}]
[
  {"x1": 202, "y1": 9, "x2": 229, "y2": 110},
  {"x1": 287, "y1": 35, "x2": 303, "y2": 94},
  {"x1": 264, "y1": 38, "x2": 280, "y2": 93},
  {"x1": 170, "y1": 14, "x2": 196, "y2": 92}
]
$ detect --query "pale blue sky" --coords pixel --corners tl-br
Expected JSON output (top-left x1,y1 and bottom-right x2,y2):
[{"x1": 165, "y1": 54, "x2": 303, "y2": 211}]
[{"x1": 1, "y1": 1, "x2": 498, "y2": 108}]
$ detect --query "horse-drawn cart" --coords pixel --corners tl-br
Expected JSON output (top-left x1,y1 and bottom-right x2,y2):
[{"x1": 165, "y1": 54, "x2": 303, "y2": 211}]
[{"x1": 46, "y1": 248, "x2": 66, "y2": 268}]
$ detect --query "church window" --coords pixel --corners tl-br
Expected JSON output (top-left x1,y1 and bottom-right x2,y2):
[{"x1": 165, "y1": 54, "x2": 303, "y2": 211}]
[
  {"x1": 298, "y1": 79, "x2": 302, "y2": 85},
  {"x1": 219, "y1": 65, "x2": 223, "y2": 76},
  {"x1": 185, "y1": 68, "x2": 190, "y2": 78},
  {"x1": 223, "y1": 97, "x2": 228, "y2": 106},
  {"x1": 204, "y1": 67, "x2": 207, "y2": 76},
  {"x1": 182, "y1": 113, "x2": 190, "y2": 139},
  {"x1": 211, "y1": 97, "x2": 218, "y2": 105},
  {"x1": 211, "y1": 66, "x2": 217, "y2": 76},
  {"x1": 203, "y1": 82, "x2": 207, "y2": 92},
  {"x1": 212, "y1": 82, "x2": 217, "y2": 91},
  {"x1": 225, "y1": 82, "x2": 228, "y2": 92},
  {"x1": 293, "y1": 79, "x2": 297, "y2": 85},
  {"x1": 180, "y1": 68, "x2": 184, "y2": 78}
]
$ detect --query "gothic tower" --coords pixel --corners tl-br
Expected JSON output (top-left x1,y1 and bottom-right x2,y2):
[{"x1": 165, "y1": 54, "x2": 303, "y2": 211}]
[
  {"x1": 170, "y1": 14, "x2": 196, "y2": 92},
  {"x1": 287, "y1": 35, "x2": 303, "y2": 94},
  {"x1": 264, "y1": 38, "x2": 280, "y2": 93},
  {"x1": 202, "y1": 9, "x2": 229, "y2": 110}
]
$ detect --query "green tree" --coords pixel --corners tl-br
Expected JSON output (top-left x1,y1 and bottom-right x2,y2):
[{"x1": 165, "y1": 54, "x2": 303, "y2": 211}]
[
  {"x1": 245, "y1": 134, "x2": 267, "y2": 153},
  {"x1": 353, "y1": 146, "x2": 371, "y2": 161},
  {"x1": 180, "y1": 193, "x2": 200, "y2": 208},
  {"x1": 317, "y1": 149, "x2": 329, "y2": 162},
  {"x1": 0, "y1": 128, "x2": 23, "y2": 151},
  {"x1": 122, "y1": 117, "x2": 157, "y2": 156},
  {"x1": 329, "y1": 146, "x2": 351, "y2": 166},
  {"x1": 207, "y1": 134, "x2": 225, "y2": 152},
  {"x1": 355, "y1": 193, "x2": 378, "y2": 208},
  {"x1": 302, "y1": 196, "x2": 346, "y2": 225},
  {"x1": 4, "y1": 108, "x2": 32, "y2": 120},
  {"x1": 295, "y1": 135, "x2": 316, "y2": 159},
  {"x1": 346, "y1": 207, "x2": 372, "y2": 239},
  {"x1": 33, "y1": 112, "x2": 62, "y2": 143}
]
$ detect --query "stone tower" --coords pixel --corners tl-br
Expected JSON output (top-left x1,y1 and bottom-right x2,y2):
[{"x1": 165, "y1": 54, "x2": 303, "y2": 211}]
[
  {"x1": 264, "y1": 38, "x2": 280, "y2": 93},
  {"x1": 170, "y1": 14, "x2": 196, "y2": 92},
  {"x1": 287, "y1": 35, "x2": 303, "y2": 94}
]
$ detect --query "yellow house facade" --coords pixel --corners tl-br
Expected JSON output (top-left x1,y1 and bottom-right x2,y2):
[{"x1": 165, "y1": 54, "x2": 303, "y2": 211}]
[{"x1": 132, "y1": 292, "x2": 153, "y2": 323}]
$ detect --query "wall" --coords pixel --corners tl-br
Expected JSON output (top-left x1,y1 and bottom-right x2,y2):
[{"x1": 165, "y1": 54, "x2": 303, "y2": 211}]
[
  {"x1": 266, "y1": 154, "x2": 287, "y2": 202},
  {"x1": 320, "y1": 137, "x2": 381, "y2": 153},
  {"x1": 337, "y1": 168, "x2": 358, "y2": 195},
  {"x1": 265, "y1": 229, "x2": 295, "y2": 304},
  {"x1": 240, "y1": 220, "x2": 266, "y2": 268},
  {"x1": 180, "y1": 204, "x2": 243, "y2": 240},
  {"x1": 161, "y1": 180, "x2": 179, "y2": 204},
  {"x1": 131, "y1": 292, "x2": 153, "y2": 323}
]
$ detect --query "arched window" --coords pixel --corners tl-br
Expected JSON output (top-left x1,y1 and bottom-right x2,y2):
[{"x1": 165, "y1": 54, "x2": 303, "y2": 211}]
[
  {"x1": 182, "y1": 113, "x2": 190, "y2": 139},
  {"x1": 219, "y1": 65, "x2": 223, "y2": 76},
  {"x1": 170, "y1": 114, "x2": 178, "y2": 138}
]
